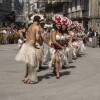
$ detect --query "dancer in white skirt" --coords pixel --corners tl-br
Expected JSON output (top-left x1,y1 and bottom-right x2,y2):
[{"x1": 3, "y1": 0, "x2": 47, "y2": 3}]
[
  {"x1": 61, "y1": 17, "x2": 74, "y2": 63},
  {"x1": 49, "y1": 14, "x2": 68, "y2": 79},
  {"x1": 37, "y1": 15, "x2": 50, "y2": 70},
  {"x1": 15, "y1": 15, "x2": 44, "y2": 84}
]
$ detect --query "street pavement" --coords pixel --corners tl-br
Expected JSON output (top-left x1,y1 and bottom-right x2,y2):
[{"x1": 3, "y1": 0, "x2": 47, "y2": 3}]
[{"x1": 0, "y1": 44, "x2": 100, "y2": 100}]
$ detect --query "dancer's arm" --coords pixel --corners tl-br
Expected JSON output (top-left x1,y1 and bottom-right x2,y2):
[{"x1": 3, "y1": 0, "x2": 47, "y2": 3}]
[{"x1": 41, "y1": 33, "x2": 50, "y2": 46}]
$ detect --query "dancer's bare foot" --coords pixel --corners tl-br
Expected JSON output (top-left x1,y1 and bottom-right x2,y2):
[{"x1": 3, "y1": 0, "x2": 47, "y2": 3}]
[
  {"x1": 26, "y1": 79, "x2": 38, "y2": 84},
  {"x1": 56, "y1": 72, "x2": 60, "y2": 79},
  {"x1": 22, "y1": 77, "x2": 29, "y2": 83}
]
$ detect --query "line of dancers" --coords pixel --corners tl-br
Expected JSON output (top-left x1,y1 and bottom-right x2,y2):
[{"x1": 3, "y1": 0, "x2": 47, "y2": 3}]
[{"x1": 15, "y1": 13, "x2": 86, "y2": 84}]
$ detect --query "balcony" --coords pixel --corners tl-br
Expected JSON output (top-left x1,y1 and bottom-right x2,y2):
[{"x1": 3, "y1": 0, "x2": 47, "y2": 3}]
[
  {"x1": 61, "y1": 0, "x2": 72, "y2": 2},
  {"x1": 76, "y1": 5, "x2": 81, "y2": 11},
  {"x1": 71, "y1": 6, "x2": 76, "y2": 12},
  {"x1": 71, "y1": 12, "x2": 76, "y2": 18},
  {"x1": 76, "y1": 11, "x2": 82, "y2": 18}
]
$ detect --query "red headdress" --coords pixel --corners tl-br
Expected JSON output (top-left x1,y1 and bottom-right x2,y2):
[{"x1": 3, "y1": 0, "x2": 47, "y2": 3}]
[
  {"x1": 52, "y1": 14, "x2": 62, "y2": 24},
  {"x1": 61, "y1": 17, "x2": 69, "y2": 26},
  {"x1": 77, "y1": 23, "x2": 83, "y2": 30},
  {"x1": 73, "y1": 21, "x2": 79, "y2": 27}
]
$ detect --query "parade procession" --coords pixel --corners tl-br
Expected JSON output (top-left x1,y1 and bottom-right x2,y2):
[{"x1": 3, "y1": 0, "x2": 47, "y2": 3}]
[
  {"x1": 0, "y1": 0, "x2": 100, "y2": 100},
  {"x1": 15, "y1": 11, "x2": 86, "y2": 84}
]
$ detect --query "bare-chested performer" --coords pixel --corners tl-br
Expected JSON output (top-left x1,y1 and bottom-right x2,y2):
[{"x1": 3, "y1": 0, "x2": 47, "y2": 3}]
[{"x1": 15, "y1": 15, "x2": 44, "y2": 84}]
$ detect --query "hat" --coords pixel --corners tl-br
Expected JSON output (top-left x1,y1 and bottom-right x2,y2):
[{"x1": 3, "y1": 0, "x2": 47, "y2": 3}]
[
  {"x1": 52, "y1": 14, "x2": 62, "y2": 24},
  {"x1": 61, "y1": 17, "x2": 69, "y2": 26},
  {"x1": 73, "y1": 21, "x2": 79, "y2": 27},
  {"x1": 28, "y1": 20, "x2": 33, "y2": 24},
  {"x1": 68, "y1": 19, "x2": 72, "y2": 26},
  {"x1": 77, "y1": 23, "x2": 83, "y2": 30},
  {"x1": 31, "y1": 14, "x2": 39, "y2": 20},
  {"x1": 39, "y1": 15, "x2": 46, "y2": 23},
  {"x1": 30, "y1": 14, "x2": 46, "y2": 23}
]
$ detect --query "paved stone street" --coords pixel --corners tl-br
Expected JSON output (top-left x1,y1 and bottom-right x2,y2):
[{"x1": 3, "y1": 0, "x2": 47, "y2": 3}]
[{"x1": 0, "y1": 44, "x2": 100, "y2": 100}]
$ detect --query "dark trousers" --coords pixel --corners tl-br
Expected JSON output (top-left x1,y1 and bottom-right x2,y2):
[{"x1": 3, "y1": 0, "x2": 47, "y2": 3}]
[{"x1": 99, "y1": 37, "x2": 100, "y2": 47}]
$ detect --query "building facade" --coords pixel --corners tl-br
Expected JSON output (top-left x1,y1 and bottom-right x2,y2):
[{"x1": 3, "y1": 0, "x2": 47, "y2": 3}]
[
  {"x1": 45, "y1": 0, "x2": 73, "y2": 20},
  {"x1": 67, "y1": 0, "x2": 89, "y2": 29},
  {"x1": 0, "y1": 0, "x2": 12, "y2": 15},
  {"x1": 22, "y1": 0, "x2": 100, "y2": 32},
  {"x1": 45, "y1": 0, "x2": 100, "y2": 32},
  {"x1": 0, "y1": 0, "x2": 23, "y2": 25},
  {"x1": 12, "y1": 0, "x2": 23, "y2": 22},
  {"x1": 0, "y1": 0, "x2": 12, "y2": 25},
  {"x1": 89, "y1": 0, "x2": 100, "y2": 32},
  {"x1": 37, "y1": 0, "x2": 48, "y2": 12},
  {"x1": 23, "y1": 0, "x2": 38, "y2": 23}
]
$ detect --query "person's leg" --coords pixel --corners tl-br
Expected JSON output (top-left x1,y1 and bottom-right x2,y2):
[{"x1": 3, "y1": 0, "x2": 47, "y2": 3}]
[
  {"x1": 76, "y1": 45, "x2": 80, "y2": 56},
  {"x1": 26, "y1": 64, "x2": 38, "y2": 84},
  {"x1": 95, "y1": 37, "x2": 97, "y2": 47},
  {"x1": 22, "y1": 63, "x2": 29, "y2": 83},
  {"x1": 25, "y1": 64, "x2": 28, "y2": 78},
  {"x1": 39, "y1": 60, "x2": 45, "y2": 70},
  {"x1": 67, "y1": 48, "x2": 73, "y2": 63},
  {"x1": 61, "y1": 49, "x2": 69, "y2": 68},
  {"x1": 37, "y1": 46, "x2": 45, "y2": 70},
  {"x1": 55, "y1": 52, "x2": 60, "y2": 79},
  {"x1": 53, "y1": 64, "x2": 56, "y2": 75},
  {"x1": 43, "y1": 49, "x2": 50, "y2": 65},
  {"x1": 49, "y1": 52, "x2": 55, "y2": 70},
  {"x1": 72, "y1": 47, "x2": 77, "y2": 59},
  {"x1": 99, "y1": 37, "x2": 100, "y2": 47},
  {"x1": 92, "y1": 37, "x2": 95, "y2": 47}
]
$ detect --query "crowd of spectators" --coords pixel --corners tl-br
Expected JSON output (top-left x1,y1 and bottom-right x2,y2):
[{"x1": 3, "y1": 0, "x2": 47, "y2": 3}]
[{"x1": 0, "y1": 24, "x2": 26, "y2": 45}]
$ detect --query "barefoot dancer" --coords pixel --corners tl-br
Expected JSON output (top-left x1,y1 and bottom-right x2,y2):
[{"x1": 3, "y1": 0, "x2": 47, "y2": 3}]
[{"x1": 15, "y1": 15, "x2": 44, "y2": 84}]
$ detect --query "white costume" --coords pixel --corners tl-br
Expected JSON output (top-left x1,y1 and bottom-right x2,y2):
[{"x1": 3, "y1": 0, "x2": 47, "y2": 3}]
[{"x1": 48, "y1": 33, "x2": 69, "y2": 69}]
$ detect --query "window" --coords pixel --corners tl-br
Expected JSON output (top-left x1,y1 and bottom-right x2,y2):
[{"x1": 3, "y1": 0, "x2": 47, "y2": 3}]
[{"x1": 84, "y1": 0, "x2": 89, "y2": 10}]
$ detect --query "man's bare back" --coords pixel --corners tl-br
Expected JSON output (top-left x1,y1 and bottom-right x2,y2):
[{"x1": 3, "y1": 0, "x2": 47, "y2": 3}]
[{"x1": 26, "y1": 23, "x2": 40, "y2": 46}]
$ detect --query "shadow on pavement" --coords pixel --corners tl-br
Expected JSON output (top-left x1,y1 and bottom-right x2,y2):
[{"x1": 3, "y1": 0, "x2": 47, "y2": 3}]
[
  {"x1": 38, "y1": 73, "x2": 55, "y2": 81},
  {"x1": 37, "y1": 65, "x2": 48, "y2": 72},
  {"x1": 38, "y1": 71, "x2": 70, "y2": 82},
  {"x1": 60, "y1": 71, "x2": 70, "y2": 77},
  {"x1": 66, "y1": 66, "x2": 76, "y2": 69}
]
